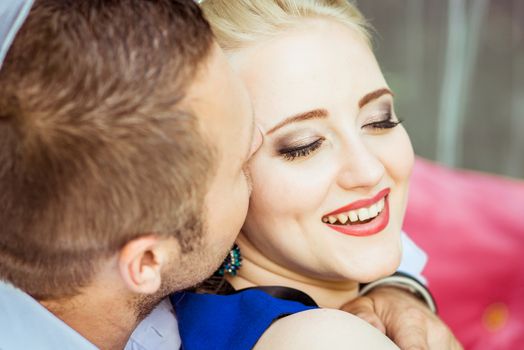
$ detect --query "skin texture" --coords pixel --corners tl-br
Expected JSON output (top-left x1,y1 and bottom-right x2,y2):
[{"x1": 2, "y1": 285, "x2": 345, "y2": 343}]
[
  {"x1": 254, "y1": 309, "x2": 399, "y2": 350},
  {"x1": 181, "y1": 43, "x2": 262, "y2": 283},
  {"x1": 228, "y1": 19, "x2": 414, "y2": 309},
  {"x1": 42, "y1": 44, "x2": 262, "y2": 350},
  {"x1": 342, "y1": 287, "x2": 463, "y2": 350}
]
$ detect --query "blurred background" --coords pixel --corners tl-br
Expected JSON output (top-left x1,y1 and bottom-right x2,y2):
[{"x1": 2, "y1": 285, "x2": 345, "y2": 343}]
[{"x1": 358, "y1": 0, "x2": 524, "y2": 179}]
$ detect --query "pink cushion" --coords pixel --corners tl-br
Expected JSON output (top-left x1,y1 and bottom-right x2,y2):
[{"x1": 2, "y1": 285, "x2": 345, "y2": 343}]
[{"x1": 404, "y1": 158, "x2": 524, "y2": 349}]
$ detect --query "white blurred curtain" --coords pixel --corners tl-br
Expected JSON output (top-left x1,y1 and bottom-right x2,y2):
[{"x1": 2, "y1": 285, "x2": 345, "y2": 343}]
[{"x1": 436, "y1": 0, "x2": 489, "y2": 168}]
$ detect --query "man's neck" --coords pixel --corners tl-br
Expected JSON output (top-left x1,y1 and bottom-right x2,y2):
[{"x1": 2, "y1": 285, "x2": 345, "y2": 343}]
[
  {"x1": 40, "y1": 290, "x2": 138, "y2": 350},
  {"x1": 228, "y1": 235, "x2": 360, "y2": 309}
]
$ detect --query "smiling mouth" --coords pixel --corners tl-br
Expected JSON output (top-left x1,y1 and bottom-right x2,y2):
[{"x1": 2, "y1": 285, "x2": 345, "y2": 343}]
[
  {"x1": 321, "y1": 189, "x2": 390, "y2": 237},
  {"x1": 322, "y1": 196, "x2": 385, "y2": 225}
]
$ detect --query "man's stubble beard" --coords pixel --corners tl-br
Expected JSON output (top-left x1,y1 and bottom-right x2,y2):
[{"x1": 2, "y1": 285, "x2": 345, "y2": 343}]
[{"x1": 131, "y1": 227, "x2": 233, "y2": 321}]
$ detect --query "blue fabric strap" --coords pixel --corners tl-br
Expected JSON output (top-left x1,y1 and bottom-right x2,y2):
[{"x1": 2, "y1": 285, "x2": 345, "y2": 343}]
[{"x1": 0, "y1": 0, "x2": 34, "y2": 70}]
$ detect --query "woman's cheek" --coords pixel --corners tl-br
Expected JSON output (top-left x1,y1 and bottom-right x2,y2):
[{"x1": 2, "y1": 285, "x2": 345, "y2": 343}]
[
  {"x1": 248, "y1": 154, "x2": 338, "y2": 219},
  {"x1": 373, "y1": 129, "x2": 413, "y2": 221},
  {"x1": 366, "y1": 128, "x2": 414, "y2": 183},
  {"x1": 392, "y1": 129, "x2": 414, "y2": 181}
]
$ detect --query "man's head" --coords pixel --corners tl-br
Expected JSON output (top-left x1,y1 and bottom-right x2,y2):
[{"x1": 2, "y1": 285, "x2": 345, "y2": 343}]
[{"x1": 0, "y1": 0, "x2": 259, "y2": 315}]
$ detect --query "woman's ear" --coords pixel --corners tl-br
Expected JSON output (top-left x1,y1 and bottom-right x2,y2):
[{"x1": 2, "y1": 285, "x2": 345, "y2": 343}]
[{"x1": 117, "y1": 235, "x2": 175, "y2": 294}]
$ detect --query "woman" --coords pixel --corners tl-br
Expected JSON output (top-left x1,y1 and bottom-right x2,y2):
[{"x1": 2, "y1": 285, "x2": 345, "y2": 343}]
[{"x1": 174, "y1": 1, "x2": 413, "y2": 348}]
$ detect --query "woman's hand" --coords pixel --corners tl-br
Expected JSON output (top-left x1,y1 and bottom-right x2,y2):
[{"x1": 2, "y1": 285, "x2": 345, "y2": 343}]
[{"x1": 341, "y1": 286, "x2": 463, "y2": 350}]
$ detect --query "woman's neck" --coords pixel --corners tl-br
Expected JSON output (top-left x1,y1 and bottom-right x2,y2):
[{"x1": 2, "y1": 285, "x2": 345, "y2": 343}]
[{"x1": 227, "y1": 234, "x2": 360, "y2": 309}]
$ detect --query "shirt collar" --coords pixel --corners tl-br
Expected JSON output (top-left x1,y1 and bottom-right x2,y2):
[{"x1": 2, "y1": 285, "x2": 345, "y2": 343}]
[
  {"x1": 126, "y1": 298, "x2": 181, "y2": 350},
  {"x1": 0, "y1": 281, "x2": 98, "y2": 350}
]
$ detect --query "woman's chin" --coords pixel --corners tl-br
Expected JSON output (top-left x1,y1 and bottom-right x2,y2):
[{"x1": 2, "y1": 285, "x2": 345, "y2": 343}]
[{"x1": 332, "y1": 253, "x2": 402, "y2": 284}]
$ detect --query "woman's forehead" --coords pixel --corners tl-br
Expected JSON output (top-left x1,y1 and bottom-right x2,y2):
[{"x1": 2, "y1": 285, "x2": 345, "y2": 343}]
[{"x1": 235, "y1": 27, "x2": 386, "y2": 127}]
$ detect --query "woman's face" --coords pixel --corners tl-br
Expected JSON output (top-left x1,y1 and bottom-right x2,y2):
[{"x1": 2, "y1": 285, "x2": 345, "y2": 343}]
[{"x1": 232, "y1": 19, "x2": 414, "y2": 283}]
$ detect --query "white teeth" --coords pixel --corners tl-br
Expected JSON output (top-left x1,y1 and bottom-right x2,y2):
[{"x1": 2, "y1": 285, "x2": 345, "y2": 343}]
[
  {"x1": 323, "y1": 197, "x2": 387, "y2": 225},
  {"x1": 357, "y1": 208, "x2": 370, "y2": 221},
  {"x1": 368, "y1": 204, "x2": 378, "y2": 218},
  {"x1": 377, "y1": 198, "x2": 384, "y2": 212},
  {"x1": 337, "y1": 214, "x2": 348, "y2": 224},
  {"x1": 348, "y1": 211, "x2": 359, "y2": 222}
]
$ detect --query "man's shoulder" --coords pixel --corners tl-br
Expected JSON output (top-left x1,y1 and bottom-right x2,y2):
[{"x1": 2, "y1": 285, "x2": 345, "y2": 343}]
[
  {"x1": 126, "y1": 298, "x2": 181, "y2": 350},
  {"x1": 0, "y1": 281, "x2": 97, "y2": 350}
]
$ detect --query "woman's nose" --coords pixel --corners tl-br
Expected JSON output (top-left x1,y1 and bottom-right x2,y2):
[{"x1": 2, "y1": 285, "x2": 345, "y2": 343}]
[{"x1": 336, "y1": 141, "x2": 385, "y2": 191}]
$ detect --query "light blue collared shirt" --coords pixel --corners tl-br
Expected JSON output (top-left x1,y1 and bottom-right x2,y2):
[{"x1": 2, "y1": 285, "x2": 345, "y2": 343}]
[
  {"x1": 125, "y1": 299, "x2": 180, "y2": 350},
  {"x1": 399, "y1": 230, "x2": 428, "y2": 284},
  {"x1": 0, "y1": 0, "x2": 34, "y2": 70},
  {"x1": 0, "y1": 281, "x2": 98, "y2": 350}
]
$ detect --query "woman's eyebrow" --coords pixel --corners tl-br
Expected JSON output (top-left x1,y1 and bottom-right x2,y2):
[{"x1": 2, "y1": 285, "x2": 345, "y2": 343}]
[
  {"x1": 266, "y1": 108, "x2": 328, "y2": 135},
  {"x1": 358, "y1": 88, "x2": 394, "y2": 108},
  {"x1": 265, "y1": 89, "x2": 392, "y2": 135}
]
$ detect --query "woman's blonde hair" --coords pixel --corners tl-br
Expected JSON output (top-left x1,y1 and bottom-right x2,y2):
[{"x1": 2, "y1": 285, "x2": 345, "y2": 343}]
[{"x1": 201, "y1": 0, "x2": 371, "y2": 51}]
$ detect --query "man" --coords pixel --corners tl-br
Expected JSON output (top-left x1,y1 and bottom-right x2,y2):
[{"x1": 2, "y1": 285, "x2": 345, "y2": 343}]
[{"x1": 0, "y1": 1, "x2": 460, "y2": 349}]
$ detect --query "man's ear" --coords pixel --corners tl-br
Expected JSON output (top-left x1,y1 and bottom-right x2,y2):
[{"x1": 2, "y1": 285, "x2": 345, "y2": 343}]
[{"x1": 118, "y1": 235, "x2": 175, "y2": 294}]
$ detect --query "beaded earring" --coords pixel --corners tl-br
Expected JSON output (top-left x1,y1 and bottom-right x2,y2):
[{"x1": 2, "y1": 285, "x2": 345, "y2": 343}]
[{"x1": 216, "y1": 244, "x2": 242, "y2": 276}]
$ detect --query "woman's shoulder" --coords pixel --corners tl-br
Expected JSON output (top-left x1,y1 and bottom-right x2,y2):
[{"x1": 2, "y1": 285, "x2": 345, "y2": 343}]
[
  {"x1": 254, "y1": 308, "x2": 399, "y2": 350},
  {"x1": 171, "y1": 288, "x2": 316, "y2": 350}
]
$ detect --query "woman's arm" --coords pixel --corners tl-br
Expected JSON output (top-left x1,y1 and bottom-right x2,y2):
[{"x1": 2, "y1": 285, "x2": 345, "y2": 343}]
[{"x1": 253, "y1": 308, "x2": 399, "y2": 350}]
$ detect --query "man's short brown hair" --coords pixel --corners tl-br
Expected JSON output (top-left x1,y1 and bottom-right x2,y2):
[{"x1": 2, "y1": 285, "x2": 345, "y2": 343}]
[{"x1": 0, "y1": 0, "x2": 215, "y2": 299}]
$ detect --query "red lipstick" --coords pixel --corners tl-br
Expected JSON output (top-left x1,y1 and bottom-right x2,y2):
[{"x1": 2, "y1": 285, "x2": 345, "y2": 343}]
[{"x1": 323, "y1": 188, "x2": 390, "y2": 237}]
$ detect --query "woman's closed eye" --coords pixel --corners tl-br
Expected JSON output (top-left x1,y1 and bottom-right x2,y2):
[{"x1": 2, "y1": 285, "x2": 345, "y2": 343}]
[
  {"x1": 362, "y1": 112, "x2": 403, "y2": 132},
  {"x1": 278, "y1": 138, "x2": 324, "y2": 161}
]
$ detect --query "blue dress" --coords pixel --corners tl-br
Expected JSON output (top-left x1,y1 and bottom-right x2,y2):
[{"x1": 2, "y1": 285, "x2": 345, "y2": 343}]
[{"x1": 171, "y1": 287, "x2": 318, "y2": 350}]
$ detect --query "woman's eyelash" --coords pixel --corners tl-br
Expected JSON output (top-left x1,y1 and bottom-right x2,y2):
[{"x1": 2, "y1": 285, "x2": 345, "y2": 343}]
[
  {"x1": 364, "y1": 115, "x2": 403, "y2": 130},
  {"x1": 279, "y1": 138, "x2": 324, "y2": 161},
  {"x1": 276, "y1": 114, "x2": 399, "y2": 161}
]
